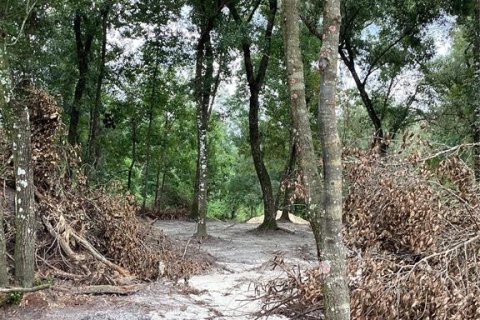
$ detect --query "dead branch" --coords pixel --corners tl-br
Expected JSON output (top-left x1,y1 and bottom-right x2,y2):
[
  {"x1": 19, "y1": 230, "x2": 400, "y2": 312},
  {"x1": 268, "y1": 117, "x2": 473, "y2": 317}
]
[
  {"x1": 0, "y1": 283, "x2": 51, "y2": 293},
  {"x1": 54, "y1": 284, "x2": 144, "y2": 295},
  {"x1": 69, "y1": 230, "x2": 130, "y2": 277}
]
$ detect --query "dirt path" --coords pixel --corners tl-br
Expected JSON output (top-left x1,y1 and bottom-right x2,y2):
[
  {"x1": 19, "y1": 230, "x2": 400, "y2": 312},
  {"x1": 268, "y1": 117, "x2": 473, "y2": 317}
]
[{"x1": 3, "y1": 220, "x2": 317, "y2": 320}]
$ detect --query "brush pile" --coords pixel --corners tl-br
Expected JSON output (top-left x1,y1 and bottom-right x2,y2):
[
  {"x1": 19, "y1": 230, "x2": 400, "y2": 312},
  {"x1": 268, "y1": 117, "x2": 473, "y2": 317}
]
[
  {"x1": 258, "y1": 143, "x2": 480, "y2": 319},
  {"x1": 0, "y1": 87, "x2": 213, "y2": 286}
]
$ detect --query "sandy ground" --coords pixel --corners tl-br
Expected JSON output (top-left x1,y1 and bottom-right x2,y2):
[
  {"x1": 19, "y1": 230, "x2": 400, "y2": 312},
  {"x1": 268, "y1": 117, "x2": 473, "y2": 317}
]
[{"x1": 3, "y1": 220, "x2": 317, "y2": 320}]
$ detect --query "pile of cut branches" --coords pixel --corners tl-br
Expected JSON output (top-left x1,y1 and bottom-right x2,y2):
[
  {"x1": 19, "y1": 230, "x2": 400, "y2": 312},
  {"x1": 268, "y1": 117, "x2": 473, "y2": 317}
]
[
  {"x1": 257, "y1": 142, "x2": 480, "y2": 319},
  {"x1": 0, "y1": 87, "x2": 213, "y2": 286}
]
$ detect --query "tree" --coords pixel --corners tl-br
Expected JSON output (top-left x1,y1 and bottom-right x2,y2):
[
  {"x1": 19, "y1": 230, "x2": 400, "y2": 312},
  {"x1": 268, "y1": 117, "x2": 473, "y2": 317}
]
[
  {"x1": 473, "y1": 0, "x2": 480, "y2": 179},
  {"x1": 12, "y1": 81, "x2": 36, "y2": 287},
  {"x1": 0, "y1": 37, "x2": 7, "y2": 285},
  {"x1": 227, "y1": 0, "x2": 279, "y2": 230},
  {"x1": 190, "y1": 0, "x2": 226, "y2": 236},
  {"x1": 87, "y1": 0, "x2": 112, "y2": 172},
  {"x1": 317, "y1": 0, "x2": 350, "y2": 318},
  {"x1": 303, "y1": 0, "x2": 449, "y2": 154},
  {"x1": 281, "y1": 0, "x2": 322, "y2": 239},
  {"x1": 67, "y1": 10, "x2": 95, "y2": 146}
]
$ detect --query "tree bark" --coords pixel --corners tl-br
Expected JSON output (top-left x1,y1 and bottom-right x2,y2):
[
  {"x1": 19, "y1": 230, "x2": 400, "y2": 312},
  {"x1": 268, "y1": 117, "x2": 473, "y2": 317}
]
[
  {"x1": 141, "y1": 62, "x2": 159, "y2": 212},
  {"x1": 0, "y1": 29, "x2": 11, "y2": 288},
  {"x1": 228, "y1": 0, "x2": 279, "y2": 231},
  {"x1": 279, "y1": 142, "x2": 296, "y2": 222},
  {"x1": 0, "y1": 187, "x2": 8, "y2": 287},
  {"x1": 68, "y1": 12, "x2": 94, "y2": 146},
  {"x1": 127, "y1": 117, "x2": 137, "y2": 191},
  {"x1": 192, "y1": 1, "x2": 226, "y2": 236},
  {"x1": 473, "y1": 0, "x2": 480, "y2": 180},
  {"x1": 194, "y1": 31, "x2": 214, "y2": 238},
  {"x1": 281, "y1": 0, "x2": 323, "y2": 246},
  {"x1": 317, "y1": 0, "x2": 350, "y2": 318},
  {"x1": 154, "y1": 168, "x2": 166, "y2": 210},
  {"x1": 13, "y1": 81, "x2": 36, "y2": 288},
  {"x1": 87, "y1": 1, "x2": 111, "y2": 171}
]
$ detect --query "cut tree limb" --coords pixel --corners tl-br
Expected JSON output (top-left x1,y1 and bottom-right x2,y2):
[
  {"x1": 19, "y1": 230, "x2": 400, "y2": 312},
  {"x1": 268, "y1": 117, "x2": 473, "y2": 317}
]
[
  {"x1": 0, "y1": 283, "x2": 51, "y2": 293},
  {"x1": 54, "y1": 284, "x2": 144, "y2": 295},
  {"x1": 69, "y1": 231, "x2": 130, "y2": 277},
  {"x1": 41, "y1": 214, "x2": 130, "y2": 277}
]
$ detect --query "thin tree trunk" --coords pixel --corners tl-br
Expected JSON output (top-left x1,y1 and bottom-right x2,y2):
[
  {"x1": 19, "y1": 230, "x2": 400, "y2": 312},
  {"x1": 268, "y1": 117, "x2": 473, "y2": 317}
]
[
  {"x1": 127, "y1": 117, "x2": 137, "y2": 191},
  {"x1": 0, "y1": 34, "x2": 10, "y2": 288},
  {"x1": 87, "y1": 1, "x2": 111, "y2": 170},
  {"x1": 227, "y1": 0, "x2": 278, "y2": 231},
  {"x1": 339, "y1": 45, "x2": 386, "y2": 154},
  {"x1": 192, "y1": 0, "x2": 225, "y2": 236},
  {"x1": 13, "y1": 81, "x2": 36, "y2": 288},
  {"x1": 281, "y1": 0, "x2": 323, "y2": 248},
  {"x1": 318, "y1": 0, "x2": 350, "y2": 318},
  {"x1": 195, "y1": 115, "x2": 208, "y2": 237},
  {"x1": 473, "y1": 0, "x2": 480, "y2": 180},
  {"x1": 274, "y1": 136, "x2": 294, "y2": 211},
  {"x1": 141, "y1": 63, "x2": 159, "y2": 211},
  {"x1": 154, "y1": 169, "x2": 166, "y2": 210},
  {"x1": 190, "y1": 157, "x2": 200, "y2": 220},
  {"x1": 0, "y1": 186, "x2": 8, "y2": 287},
  {"x1": 280, "y1": 144, "x2": 295, "y2": 221},
  {"x1": 68, "y1": 12, "x2": 94, "y2": 146}
]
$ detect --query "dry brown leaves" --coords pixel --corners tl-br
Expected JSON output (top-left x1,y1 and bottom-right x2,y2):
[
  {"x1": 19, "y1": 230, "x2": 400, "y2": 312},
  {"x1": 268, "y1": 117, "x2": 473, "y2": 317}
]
[
  {"x1": 258, "y1": 143, "x2": 480, "y2": 319},
  {"x1": 0, "y1": 86, "x2": 213, "y2": 285}
]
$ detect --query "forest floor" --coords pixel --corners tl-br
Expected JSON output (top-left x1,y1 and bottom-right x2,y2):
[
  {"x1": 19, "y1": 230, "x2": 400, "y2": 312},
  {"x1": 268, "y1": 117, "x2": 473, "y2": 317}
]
[{"x1": 3, "y1": 219, "x2": 317, "y2": 320}]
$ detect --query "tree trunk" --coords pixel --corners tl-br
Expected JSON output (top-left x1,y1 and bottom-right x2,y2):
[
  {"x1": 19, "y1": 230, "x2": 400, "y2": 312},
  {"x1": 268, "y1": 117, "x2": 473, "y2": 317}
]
[
  {"x1": 0, "y1": 184, "x2": 8, "y2": 287},
  {"x1": 195, "y1": 115, "x2": 208, "y2": 237},
  {"x1": 318, "y1": 0, "x2": 350, "y2": 318},
  {"x1": 141, "y1": 63, "x2": 159, "y2": 212},
  {"x1": 281, "y1": 0, "x2": 323, "y2": 246},
  {"x1": 280, "y1": 144, "x2": 295, "y2": 221},
  {"x1": 127, "y1": 117, "x2": 137, "y2": 191},
  {"x1": 249, "y1": 90, "x2": 277, "y2": 230},
  {"x1": 473, "y1": 0, "x2": 480, "y2": 180},
  {"x1": 0, "y1": 34, "x2": 10, "y2": 288},
  {"x1": 68, "y1": 12, "x2": 94, "y2": 146},
  {"x1": 87, "y1": 1, "x2": 111, "y2": 171},
  {"x1": 228, "y1": 0, "x2": 278, "y2": 231},
  {"x1": 154, "y1": 168, "x2": 166, "y2": 210},
  {"x1": 338, "y1": 45, "x2": 386, "y2": 154},
  {"x1": 13, "y1": 81, "x2": 36, "y2": 288},
  {"x1": 191, "y1": 0, "x2": 226, "y2": 236},
  {"x1": 190, "y1": 157, "x2": 200, "y2": 220},
  {"x1": 194, "y1": 33, "x2": 215, "y2": 238}
]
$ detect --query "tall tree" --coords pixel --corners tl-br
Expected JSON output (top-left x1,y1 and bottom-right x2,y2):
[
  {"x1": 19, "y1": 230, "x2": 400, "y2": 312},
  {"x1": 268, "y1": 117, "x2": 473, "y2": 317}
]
[
  {"x1": 281, "y1": 0, "x2": 324, "y2": 251},
  {"x1": 68, "y1": 11, "x2": 94, "y2": 146},
  {"x1": 191, "y1": 0, "x2": 225, "y2": 237},
  {"x1": 141, "y1": 59, "x2": 159, "y2": 211},
  {"x1": 317, "y1": 0, "x2": 350, "y2": 318},
  {"x1": 0, "y1": 37, "x2": 7, "y2": 284},
  {"x1": 87, "y1": 0, "x2": 112, "y2": 171},
  {"x1": 13, "y1": 81, "x2": 36, "y2": 288},
  {"x1": 227, "y1": 0, "x2": 279, "y2": 230},
  {"x1": 303, "y1": 0, "x2": 448, "y2": 154}
]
